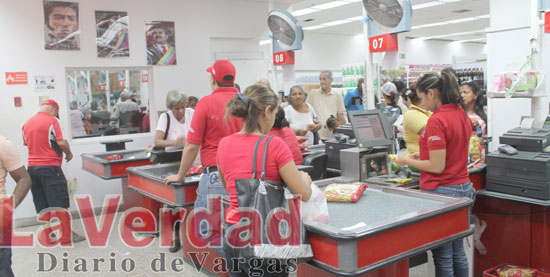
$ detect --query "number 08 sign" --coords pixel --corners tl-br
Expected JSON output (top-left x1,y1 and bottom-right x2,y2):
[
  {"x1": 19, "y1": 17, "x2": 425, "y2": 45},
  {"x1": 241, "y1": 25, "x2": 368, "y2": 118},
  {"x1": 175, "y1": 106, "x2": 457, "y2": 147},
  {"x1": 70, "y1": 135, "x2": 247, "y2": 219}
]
[
  {"x1": 368, "y1": 33, "x2": 398, "y2": 53},
  {"x1": 273, "y1": 51, "x2": 295, "y2": 65}
]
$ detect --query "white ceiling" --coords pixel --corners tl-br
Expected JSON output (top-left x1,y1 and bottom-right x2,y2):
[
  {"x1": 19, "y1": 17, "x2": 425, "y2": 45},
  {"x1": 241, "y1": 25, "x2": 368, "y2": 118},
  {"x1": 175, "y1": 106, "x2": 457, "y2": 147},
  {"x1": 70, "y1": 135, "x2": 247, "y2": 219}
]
[{"x1": 289, "y1": 0, "x2": 489, "y2": 42}]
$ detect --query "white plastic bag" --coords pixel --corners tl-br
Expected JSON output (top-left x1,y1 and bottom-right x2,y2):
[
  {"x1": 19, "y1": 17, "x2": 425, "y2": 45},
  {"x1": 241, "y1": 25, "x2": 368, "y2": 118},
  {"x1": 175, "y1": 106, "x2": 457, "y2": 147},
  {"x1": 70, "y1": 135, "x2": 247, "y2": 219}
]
[{"x1": 301, "y1": 183, "x2": 330, "y2": 224}]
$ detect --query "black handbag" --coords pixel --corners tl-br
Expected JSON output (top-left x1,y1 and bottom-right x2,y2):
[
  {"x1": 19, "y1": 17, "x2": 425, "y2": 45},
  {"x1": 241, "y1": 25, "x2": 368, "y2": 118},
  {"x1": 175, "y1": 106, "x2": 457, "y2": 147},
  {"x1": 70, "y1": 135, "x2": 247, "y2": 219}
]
[{"x1": 232, "y1": 135, "x2": 313, "y2": 261}]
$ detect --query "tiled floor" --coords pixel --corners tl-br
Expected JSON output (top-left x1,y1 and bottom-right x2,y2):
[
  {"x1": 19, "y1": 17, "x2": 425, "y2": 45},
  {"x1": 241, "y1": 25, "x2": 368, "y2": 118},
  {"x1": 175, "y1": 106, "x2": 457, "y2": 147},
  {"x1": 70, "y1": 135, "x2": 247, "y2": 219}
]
[{"x1": 10, "y1": 212, "x2": 469, "y2": 276}]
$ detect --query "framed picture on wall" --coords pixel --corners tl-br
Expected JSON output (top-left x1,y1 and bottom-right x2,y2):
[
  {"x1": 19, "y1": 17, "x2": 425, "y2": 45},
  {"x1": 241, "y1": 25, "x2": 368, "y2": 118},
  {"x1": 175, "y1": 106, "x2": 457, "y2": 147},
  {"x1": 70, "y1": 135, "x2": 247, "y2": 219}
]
[
  {"x1": 95, "y1": 11, "x2": 129, "y2": 58},
  {"x1": 145, "y1": 21, "x2": 177, "y2": 65},
  {"x1": 43, "y1": 0, "x2": 80, "y2": 50}
]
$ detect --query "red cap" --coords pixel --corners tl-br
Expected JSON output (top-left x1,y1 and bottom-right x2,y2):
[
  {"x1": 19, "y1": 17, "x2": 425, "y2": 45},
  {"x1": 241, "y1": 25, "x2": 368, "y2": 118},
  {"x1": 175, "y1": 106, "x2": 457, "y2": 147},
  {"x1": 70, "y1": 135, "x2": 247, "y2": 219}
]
[
  {"x1": 206, "y1": 60, "x2": 236, "y2": 84},
  {"x1": 41, "y1": 99, "x2": 59, "y2": 110}
]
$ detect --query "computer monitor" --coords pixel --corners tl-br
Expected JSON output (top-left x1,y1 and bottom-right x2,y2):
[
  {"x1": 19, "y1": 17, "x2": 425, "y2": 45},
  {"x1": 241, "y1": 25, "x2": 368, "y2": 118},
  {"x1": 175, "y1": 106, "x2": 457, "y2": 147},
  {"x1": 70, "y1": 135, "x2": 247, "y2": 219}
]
[{"x1": 348, "y1": 110, "x2": 393, "y2": 148}]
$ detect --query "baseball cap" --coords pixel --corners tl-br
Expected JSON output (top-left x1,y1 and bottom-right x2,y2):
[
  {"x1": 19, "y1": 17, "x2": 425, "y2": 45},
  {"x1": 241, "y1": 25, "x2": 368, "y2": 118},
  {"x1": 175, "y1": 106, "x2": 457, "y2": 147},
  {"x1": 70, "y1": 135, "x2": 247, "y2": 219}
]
[
  {"x1": 41, "y1": 99, "x2": 59, "y2": 110},
  {"x1": 381, "y1": 82, "x2": 397, "y2": 97},
  {"x1": 206, "y1": 60, "x2": 236, "y2": 84}
]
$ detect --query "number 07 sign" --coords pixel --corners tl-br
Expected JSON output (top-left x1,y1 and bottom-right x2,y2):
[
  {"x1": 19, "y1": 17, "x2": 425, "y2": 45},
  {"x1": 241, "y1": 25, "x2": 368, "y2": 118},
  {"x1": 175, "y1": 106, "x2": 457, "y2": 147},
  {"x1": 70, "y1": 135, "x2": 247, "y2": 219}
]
[{"x1": 368, "y1": 33, "x2": 398, "y2": 53}]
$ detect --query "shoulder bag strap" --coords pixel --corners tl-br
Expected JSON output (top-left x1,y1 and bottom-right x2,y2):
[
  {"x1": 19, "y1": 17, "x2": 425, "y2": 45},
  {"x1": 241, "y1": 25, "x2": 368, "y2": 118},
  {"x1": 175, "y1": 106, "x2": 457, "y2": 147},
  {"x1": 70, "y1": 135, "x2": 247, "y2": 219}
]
[
  {"x1": 259, "y1": 136, "x2": 274, "y2": 181},
  {"x1": 163, "y1": 112, "x2": 170, "y2": 140},
  {"x1": 251, "y1": 135, "x2": 266, "y2": 179}
]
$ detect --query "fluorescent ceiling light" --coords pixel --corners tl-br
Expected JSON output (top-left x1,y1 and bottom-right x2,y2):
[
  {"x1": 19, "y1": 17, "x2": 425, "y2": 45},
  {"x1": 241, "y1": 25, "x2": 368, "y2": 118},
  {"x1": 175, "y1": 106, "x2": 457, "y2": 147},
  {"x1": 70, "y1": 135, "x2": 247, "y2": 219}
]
[
  {"x1": 259, "y1": 39, "x2": 271, "y2": 45},
  {"x1": 303, "y1": 25, "x2": 328, "y2": 30},
  {"x1": 455, "y1": 37, "x2": 486, "y2": 43},
  {"x1": 315, "y1": 1, "x2": 351, "y2": 10},
  {"x1": 446, "y1": 17, "x2": 478, "y2": 24},
  {"x1": 346, "y1": 16, "x2": 363, "y2": 21},
  {"x1": 412, "y1": 14, "x2": 489, "y2": 30},
  {"x1": 428, "y1": 29, "x2": 485, "y2": 39},
  {"x1": 413, "y1": 1, "x2": 444, "y2": 10},
  {"x1": 291, "y1": 8, "x2": 318, "y2": 16},
  {"x1": 323, "y1": 19, "x2": 352, "y2": 26},
  {"x1": 412, "y1": 21, "x2": 449, "y2": 29}
]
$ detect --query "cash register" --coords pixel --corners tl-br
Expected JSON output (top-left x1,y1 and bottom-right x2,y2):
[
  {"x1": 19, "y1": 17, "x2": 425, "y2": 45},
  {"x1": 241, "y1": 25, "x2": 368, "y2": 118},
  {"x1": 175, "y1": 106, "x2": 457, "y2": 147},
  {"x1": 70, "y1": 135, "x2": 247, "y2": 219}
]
[
  {"x1": 325, "y1": 110, "x2": 394, "y2": 170},
  {"x1": 337, "y1": 110, "x2": 394, "y2": 180},
  {"x1": 486, "y1": 127, "x2": 550, "y2": 200}
]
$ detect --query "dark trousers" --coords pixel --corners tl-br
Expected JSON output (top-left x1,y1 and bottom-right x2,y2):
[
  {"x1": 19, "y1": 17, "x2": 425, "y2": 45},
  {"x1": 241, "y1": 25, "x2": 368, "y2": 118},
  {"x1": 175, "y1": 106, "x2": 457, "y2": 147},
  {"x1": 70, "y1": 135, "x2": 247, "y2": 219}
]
[
  {"x1": 0, "y1": 247, "x2": 14, "y2": 277},
  {"x1": 28, "y1": 166, "x2": 69, "y2": 213}
]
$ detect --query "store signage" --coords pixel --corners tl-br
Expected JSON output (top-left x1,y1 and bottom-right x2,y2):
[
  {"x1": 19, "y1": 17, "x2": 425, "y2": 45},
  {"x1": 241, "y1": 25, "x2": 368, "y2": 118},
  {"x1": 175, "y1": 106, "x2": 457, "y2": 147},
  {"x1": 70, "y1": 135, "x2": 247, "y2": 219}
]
[
  {"x1": 5, "y1": 72, "x2": 28, "y2": 85},
  {"x1": 119, "y1": 80, "x2": 125, "y2": 87},
  {"x1": 141, "y1": 74, "x2": 148, "y2": 83},
  {"x1": 273, "y1": 51, "x2": 295, "y2": 65},
  {"x1": 545, "y1": 11, "x2": 550, "y2": 33},
  {"x1": 368, "y1": 33, "x2": 398, "y2": 53}
]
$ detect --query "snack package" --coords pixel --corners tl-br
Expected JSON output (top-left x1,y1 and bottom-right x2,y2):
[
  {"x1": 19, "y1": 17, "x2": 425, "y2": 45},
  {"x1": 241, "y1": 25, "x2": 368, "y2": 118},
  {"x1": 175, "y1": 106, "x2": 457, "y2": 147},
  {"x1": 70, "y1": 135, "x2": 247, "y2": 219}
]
[
  {"x1": 104, "y1": 154, "x2": 122, "y2": 161},
  {"x1": 468, "y1": 132, "x2": 481, "y2": 164},
  {"x1": 497, "y1": 267, "x2": 536, "y2": 277},
  {"x1": 324, "y1": 183, "x2": 368, "y2": 202}
]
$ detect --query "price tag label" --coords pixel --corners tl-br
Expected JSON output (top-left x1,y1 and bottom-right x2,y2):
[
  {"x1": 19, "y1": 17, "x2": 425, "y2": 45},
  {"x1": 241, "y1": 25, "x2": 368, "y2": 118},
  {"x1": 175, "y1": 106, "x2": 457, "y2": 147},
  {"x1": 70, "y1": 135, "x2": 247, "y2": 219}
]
[{"x1": 368, "y1": 33, "x2": 398, "y2": 53}]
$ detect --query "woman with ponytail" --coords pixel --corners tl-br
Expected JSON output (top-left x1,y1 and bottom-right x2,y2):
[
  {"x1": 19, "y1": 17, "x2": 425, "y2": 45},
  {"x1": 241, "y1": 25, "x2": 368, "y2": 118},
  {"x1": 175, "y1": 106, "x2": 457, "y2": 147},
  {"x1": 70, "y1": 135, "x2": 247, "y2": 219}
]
[
  {"x1": 217, "y1": 84, "x2": 312, "y2": 276},
  {"x1": 394, "y1": 71, "x2": 473, "y2": 277},
  {"x1": 460, "y1": 81, "x2": 487, "y2": 135},
  {"x1": 402, "y1": 82, "x2": 432, "y2": 156}
]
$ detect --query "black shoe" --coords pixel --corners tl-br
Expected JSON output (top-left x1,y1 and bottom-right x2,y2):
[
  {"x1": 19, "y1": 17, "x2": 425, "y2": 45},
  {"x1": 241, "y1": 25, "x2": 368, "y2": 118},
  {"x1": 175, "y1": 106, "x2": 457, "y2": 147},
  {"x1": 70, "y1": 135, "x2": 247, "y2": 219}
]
[{"x1": 169, "y1": 239, "x2": 181, "y2": 253}]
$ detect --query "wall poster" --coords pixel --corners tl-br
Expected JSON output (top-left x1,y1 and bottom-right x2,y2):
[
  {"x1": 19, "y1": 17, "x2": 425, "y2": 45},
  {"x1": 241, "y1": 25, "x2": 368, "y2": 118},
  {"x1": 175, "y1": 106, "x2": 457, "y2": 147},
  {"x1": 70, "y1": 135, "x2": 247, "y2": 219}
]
[
  {"x1": 145, "y1": 21, "x2": 177, "y2": 65},
  {"x1": 43, "y1": 0, "x2": 80, "y2": 50},
  {"x1": 95, "y1": 11, "x2": 129, "y2": 58}
]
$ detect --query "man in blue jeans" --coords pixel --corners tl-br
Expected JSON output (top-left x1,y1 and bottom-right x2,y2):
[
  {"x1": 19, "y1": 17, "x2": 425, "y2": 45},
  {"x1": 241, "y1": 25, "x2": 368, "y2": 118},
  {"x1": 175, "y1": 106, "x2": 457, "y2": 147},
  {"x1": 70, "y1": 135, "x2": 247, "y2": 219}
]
[
  {"x1": 0, "y1": 135, "x2": 32, "y2": 277},
  {"x1": 164, "y1": 60, "x2": 243, "y2": 253}
]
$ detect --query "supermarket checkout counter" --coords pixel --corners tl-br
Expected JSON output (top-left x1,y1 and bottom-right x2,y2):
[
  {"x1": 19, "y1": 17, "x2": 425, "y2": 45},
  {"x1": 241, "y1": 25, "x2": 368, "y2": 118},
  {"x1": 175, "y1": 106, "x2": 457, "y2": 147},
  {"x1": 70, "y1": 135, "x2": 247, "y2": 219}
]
[
  {"x1": 296, "y1": 110, "x2": 474, "y2": 276},
  {"x1": 81, "y1": 139, "x2": 154, "y2": 210},
  {"x1": 473, "y1": 127, "x2": 550, "y2": 275}
]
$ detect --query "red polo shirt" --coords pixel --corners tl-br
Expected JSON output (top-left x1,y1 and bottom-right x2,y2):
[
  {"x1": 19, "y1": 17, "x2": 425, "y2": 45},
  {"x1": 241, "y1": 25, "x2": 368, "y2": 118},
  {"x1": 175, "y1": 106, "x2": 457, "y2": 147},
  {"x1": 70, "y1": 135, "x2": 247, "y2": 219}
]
[
  {"x1": 418, "y1": 104, "x2": 472, "y2": 190},
  {"x1": 187, "y1": 86, "x2": 243, "y2": 167},
  {"x1": 22, "y1": 112, "x2": 64, "y2": 167}
]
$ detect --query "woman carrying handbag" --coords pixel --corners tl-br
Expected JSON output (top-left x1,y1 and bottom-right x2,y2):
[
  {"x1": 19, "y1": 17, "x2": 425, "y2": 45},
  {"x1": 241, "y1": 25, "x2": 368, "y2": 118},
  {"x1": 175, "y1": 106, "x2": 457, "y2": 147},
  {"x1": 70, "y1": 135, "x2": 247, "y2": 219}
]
[{"x1": 217, "y1": 84, "x2": 312, "y2": 276}]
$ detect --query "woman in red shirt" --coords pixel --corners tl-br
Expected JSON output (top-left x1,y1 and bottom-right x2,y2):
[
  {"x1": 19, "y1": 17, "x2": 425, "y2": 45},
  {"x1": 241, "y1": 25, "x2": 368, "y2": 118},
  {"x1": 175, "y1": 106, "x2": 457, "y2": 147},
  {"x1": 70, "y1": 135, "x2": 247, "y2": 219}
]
[
  {"x1": 268, "y1": 107, "x2": 303, "y2": 165},
  {"x1": 394, "y1": 71, "x2": 473, "y2": 277},
  {"x1": 217, "y1": 84, "x2": 312, "y2": 276}
]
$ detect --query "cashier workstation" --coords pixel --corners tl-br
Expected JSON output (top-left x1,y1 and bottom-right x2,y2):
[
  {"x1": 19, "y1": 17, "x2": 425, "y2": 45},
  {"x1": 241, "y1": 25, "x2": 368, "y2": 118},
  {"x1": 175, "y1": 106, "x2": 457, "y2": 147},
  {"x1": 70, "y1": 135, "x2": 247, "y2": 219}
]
[{"x1": 485, "y1": 126, "x2": 550, "y2": 200}]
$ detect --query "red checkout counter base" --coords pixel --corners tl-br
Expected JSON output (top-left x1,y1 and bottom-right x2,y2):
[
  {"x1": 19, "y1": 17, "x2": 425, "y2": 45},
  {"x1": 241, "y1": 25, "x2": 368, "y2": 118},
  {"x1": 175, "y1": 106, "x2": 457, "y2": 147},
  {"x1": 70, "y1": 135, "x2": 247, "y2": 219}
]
[
  {"x1": 81, "y1": 149, "x2": 153, "y2": 210},
  {"x1": 473, "y1": 190, "x2": 550, "y2": 276}
]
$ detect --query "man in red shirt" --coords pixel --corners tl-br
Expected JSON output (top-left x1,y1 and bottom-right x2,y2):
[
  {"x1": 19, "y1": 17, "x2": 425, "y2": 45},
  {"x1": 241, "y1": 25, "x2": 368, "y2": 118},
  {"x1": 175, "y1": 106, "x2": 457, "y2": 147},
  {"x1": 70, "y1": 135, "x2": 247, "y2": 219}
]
[
  {"x1": 22, "y1": 99, "x2": 84, "y2": 242},
  {"x1": 164, "y1": 60, "x2": 242, "y2": 250}
]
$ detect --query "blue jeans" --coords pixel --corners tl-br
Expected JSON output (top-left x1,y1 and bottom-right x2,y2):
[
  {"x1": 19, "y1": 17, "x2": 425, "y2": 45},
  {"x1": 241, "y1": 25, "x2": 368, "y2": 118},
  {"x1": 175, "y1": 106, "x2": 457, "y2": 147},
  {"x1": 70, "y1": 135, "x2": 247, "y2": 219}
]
[
  {"x1": 422, "y1": 182, "x2": 474, "y2": 277},
  {"x1": 0, "y1": 247, "x2": 14, "y2": 277},
  {"x1": 194, "y1": 171, "x2": 227, "y2": 255}
]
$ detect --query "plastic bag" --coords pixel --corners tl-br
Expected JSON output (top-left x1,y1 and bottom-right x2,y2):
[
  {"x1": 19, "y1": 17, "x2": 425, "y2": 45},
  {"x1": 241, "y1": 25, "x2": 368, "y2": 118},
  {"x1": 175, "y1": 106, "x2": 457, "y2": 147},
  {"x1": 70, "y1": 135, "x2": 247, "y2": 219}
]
[{"x1": 301, "y1": 183, "x2": 330, "y2": 224}]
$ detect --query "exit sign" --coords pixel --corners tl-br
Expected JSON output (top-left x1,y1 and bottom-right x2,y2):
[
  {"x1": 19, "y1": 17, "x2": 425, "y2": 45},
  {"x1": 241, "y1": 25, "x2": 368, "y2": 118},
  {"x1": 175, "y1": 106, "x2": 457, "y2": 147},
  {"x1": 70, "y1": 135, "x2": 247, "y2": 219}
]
[
  {"x1": 369, "y1": 33, "x2": 398, "y2": 53},
  {"x1": 273, "y1": 51, "x2": 295, "y2": 65}
]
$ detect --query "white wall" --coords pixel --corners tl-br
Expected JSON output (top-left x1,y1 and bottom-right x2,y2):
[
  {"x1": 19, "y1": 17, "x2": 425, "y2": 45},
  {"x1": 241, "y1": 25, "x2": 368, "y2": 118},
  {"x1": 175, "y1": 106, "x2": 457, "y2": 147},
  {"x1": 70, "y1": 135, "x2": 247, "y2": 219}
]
[
  {"x1": 404, "y1": 39, "x2": 486, "y2": 65},
  {"x1": 0, "y1": 0, "x2": 278, "y2": 220}
]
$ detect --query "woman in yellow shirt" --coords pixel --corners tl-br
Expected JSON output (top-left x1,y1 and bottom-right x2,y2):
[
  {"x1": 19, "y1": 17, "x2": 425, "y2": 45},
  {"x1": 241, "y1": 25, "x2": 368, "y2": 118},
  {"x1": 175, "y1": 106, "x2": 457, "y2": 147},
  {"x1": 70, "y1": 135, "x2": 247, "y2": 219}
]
[{"x1": 402, "y1": 83, "x2": 432, "y2": 156}]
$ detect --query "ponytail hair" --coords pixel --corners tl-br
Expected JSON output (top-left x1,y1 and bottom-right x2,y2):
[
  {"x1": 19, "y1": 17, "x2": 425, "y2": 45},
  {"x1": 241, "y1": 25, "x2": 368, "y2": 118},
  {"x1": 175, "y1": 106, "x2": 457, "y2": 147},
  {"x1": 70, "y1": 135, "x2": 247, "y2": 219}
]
[
  {"x1": 402, "y1": 82, "x2": 421, "y2": 105},
  {"x1": 272, "y1": 106, "x2": 289, "y2": 128},
  {"x1": 225, "y1": 84, "x2": 279, "y2": 133},
  {"x1": 416, "y1": 71, "x2": 464, "y2": 109},
  {"x1": 461, "y1": 81, "x2": 487, "y2": 123}
]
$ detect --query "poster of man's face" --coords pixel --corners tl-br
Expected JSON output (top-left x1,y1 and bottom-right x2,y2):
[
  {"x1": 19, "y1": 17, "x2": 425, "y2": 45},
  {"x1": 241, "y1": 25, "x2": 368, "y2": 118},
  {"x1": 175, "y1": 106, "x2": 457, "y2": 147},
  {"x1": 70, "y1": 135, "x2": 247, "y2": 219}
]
[
  {"x1": 145, "y1": 21, "x2": 177, "y2": 65},
  {"x1": 43, "y1": 0, "x2": 80, "y2": 50},
  {"x1": 95, "y1": 11, "x2": 129, "y2": 58}
]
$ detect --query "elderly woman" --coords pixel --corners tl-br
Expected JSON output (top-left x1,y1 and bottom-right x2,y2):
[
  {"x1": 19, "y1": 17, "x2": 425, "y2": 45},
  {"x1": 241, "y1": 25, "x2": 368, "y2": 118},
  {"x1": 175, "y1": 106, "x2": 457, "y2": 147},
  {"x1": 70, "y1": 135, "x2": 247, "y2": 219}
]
[
  {"x1": 283, "y1": 85, "x2": 321, "y2": 146},
  {"x1": 155, "y1": 90, "x2": 194, "y2": 152}
]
